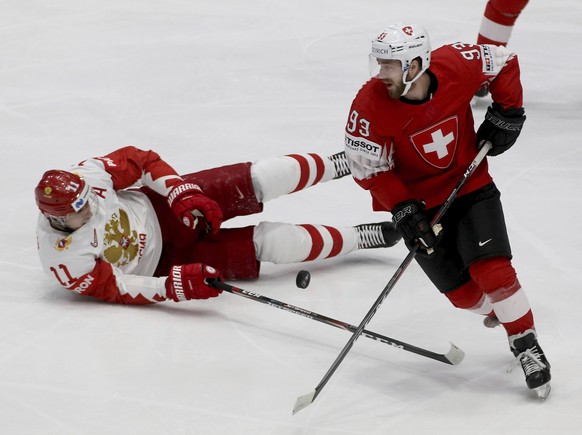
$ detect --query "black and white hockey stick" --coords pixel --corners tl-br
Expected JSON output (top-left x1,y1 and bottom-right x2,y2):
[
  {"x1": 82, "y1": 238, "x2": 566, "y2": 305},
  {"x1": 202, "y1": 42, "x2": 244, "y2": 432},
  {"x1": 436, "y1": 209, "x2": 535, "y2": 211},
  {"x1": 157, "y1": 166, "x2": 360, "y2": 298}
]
[
  {"x1": 292, "y1": 143, "x2": 492, "y2": 415},
  {"x1": 210, "y1": 279, "x2": 464, "y2": 365}
]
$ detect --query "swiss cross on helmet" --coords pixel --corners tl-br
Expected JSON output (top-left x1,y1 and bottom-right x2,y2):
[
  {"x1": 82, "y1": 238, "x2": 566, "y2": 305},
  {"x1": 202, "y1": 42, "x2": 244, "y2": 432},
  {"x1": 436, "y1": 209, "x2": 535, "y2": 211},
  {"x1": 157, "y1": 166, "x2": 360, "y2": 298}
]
[
  {"x1": 35, "y1": 170, "x2": 90, "y2": 217},
  {"x1": 370, "y1": 23, "x2": 431, "y2": 96}
]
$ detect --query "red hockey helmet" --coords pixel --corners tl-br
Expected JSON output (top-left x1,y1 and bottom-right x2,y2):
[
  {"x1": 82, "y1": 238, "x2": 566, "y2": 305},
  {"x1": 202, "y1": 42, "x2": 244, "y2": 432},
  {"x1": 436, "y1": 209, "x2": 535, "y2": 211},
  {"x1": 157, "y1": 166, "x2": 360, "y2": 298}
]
[{"x1": 35, "y1": 170, "x2": 90, "y2": 217}]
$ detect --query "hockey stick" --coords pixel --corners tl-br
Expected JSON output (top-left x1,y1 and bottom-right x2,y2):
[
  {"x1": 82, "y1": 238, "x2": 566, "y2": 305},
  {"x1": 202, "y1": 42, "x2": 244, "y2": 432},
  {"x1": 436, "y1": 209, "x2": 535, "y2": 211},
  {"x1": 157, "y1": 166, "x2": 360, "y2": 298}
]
[
  {"x1": 210, "y1": 280, "x2": 464, "y2": 365},
  {"x1": 292, "y1": 143, "x2": 492, "y2": 415}
]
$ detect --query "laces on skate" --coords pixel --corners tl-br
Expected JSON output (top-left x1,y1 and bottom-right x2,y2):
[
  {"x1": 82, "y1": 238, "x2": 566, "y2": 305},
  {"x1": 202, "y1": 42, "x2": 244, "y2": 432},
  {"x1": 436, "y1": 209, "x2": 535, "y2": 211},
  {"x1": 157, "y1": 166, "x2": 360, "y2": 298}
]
[
  {"x1": 508, "y1": 331, "x2": 552, "y2": 400},
  {"x1": 329, "y1": 152, "x2": 350, "y2": 179},
  {"x1": 355, "y1": 222, "x2": 401, "y2": 249}
]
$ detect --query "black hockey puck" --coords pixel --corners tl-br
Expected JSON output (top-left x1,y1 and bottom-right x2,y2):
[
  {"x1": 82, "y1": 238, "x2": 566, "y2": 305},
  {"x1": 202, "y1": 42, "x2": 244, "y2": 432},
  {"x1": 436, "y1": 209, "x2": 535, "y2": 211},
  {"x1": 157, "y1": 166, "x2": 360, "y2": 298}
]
[{"x1": 295, "y1": 270, "x2": 311, "y2": 289}]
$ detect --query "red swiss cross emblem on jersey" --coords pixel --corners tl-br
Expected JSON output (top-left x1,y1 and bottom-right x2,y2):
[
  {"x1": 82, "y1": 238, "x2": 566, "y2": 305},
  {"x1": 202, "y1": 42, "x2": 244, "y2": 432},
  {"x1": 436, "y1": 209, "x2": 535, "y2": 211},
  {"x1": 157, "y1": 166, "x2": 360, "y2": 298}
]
[{"x1": 409, "y1": 116, "x2": 459, "y2": 169}]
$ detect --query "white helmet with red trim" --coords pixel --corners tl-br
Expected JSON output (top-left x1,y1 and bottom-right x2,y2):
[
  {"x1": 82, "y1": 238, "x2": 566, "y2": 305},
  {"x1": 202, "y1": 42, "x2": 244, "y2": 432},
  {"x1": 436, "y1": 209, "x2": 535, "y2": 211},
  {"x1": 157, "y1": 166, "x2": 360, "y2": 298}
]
[{"x1": 370, "y1": 23, "x2": 431, "y2": 96}]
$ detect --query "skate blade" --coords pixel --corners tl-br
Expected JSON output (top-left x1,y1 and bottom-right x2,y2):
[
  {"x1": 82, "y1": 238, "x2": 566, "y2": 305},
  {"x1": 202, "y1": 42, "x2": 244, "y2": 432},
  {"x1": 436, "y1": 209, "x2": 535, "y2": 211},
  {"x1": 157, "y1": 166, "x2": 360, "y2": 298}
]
[{"x1": 534, "y1": 383, "x2": 551, "y2": 400}]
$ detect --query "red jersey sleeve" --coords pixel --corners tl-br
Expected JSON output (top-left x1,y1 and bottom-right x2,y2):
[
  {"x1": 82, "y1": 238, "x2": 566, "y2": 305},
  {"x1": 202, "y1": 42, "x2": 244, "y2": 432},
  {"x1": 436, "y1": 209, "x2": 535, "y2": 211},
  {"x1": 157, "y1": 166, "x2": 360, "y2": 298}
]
[
  {"x1": 80, "y1": 146, "x2": 183, "y2": 196},
  {"x1": 446, "y1": 43, "x2": 523, "y2": 109},
  {"x1": 354, "y1": 167, "x2": 410, "y2": 211},
  {"x1": 67, "y1": 259, "x2": 167, "y2": 305},
  {"x1": 344, "y1": 81, "x2": 414, "y2": 211},
  {"x1": 488, "y1": 52, "x2": 523, "y2": 109}
]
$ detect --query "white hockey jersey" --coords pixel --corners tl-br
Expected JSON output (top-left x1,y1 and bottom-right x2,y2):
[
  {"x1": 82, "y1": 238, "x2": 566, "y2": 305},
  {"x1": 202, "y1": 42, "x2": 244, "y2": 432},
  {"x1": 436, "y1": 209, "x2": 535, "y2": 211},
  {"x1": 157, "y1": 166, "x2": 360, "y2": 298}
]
[{"x1": 36, "y1": 147, "x2": 183, "y2": 304}]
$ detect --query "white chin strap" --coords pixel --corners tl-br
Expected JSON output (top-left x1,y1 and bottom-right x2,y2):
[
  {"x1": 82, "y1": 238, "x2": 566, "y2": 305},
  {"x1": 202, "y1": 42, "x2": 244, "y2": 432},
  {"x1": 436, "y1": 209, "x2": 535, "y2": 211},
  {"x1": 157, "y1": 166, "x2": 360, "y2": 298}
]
[
  {"x1": 401, "y1": 78, "x2": 413, "y2": 97},
  {"x1": 400, "y1": 68, "x2": 424, "y2": 97}
]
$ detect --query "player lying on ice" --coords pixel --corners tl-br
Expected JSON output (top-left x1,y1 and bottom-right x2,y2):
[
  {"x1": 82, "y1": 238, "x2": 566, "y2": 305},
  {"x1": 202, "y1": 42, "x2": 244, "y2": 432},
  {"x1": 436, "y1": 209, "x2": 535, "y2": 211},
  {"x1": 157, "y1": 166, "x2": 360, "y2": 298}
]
[
  {"x1": 343, "y1": 23, "x2": 551, "y2": 398},
  {"x1": 35, "y1": 146, "x2": 401, "y2": 306}
]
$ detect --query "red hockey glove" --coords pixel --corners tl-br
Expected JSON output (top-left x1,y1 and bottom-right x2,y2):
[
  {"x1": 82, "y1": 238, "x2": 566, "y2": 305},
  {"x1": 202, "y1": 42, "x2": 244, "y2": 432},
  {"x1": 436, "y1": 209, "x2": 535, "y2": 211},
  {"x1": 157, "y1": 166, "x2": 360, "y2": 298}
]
[
  {"x1": 165, "y1": 264, "x2": 223, "y2": 302},
  {"x1": 167, "y1": 182, "x2": 223, "y2": 234}
]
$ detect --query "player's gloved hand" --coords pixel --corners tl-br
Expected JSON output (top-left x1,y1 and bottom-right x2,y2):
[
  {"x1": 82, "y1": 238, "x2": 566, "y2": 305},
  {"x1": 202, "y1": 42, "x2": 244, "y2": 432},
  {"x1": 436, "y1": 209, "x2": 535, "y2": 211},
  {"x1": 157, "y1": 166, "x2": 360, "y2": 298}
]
[
  {"x1": 167, "y1": 182, "x2": 223, "y2": 234},
  {"x1": 476, "y1": 103, "x2": 526, "y2": 156},
  {"x1": 165, "y1": 264, "x2": 223, "y2": 301},
  {"x1": 392, "y1": 200, "x2": 440, "y2": 254}
]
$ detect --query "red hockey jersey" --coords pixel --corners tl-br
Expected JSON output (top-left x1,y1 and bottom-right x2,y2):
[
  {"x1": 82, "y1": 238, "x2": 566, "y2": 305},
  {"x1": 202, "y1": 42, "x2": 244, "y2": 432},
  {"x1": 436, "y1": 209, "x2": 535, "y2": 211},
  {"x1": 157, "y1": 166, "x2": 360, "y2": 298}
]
[{"x1": 345, "y1": 43, "x2": 523, "y2": 211}]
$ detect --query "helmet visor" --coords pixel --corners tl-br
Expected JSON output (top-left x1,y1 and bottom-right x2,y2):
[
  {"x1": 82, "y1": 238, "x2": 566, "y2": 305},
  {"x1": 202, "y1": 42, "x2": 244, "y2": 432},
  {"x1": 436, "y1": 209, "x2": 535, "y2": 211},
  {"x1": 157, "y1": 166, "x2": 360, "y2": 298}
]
[
  {"x1": 47, "y1": 193, "x2": 95, "y2": 231},
  {"x1": 369, "y1": 55, "x2": 403, "y2": 79}
]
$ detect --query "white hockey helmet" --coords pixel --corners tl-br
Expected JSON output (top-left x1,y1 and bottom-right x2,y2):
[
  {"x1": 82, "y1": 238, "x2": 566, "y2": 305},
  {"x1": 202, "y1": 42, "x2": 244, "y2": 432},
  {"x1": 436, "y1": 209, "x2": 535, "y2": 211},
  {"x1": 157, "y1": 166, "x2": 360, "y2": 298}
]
[{"x1": 370, "y1": 24, "x2": 431, "y2": 96}]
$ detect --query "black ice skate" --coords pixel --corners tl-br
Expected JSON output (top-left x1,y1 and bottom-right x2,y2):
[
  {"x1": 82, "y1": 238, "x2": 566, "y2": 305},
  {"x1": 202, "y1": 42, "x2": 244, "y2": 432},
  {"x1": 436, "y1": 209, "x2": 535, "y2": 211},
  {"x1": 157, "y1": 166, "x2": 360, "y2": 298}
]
[
  {"x1": 355, "y1": 222, "x2": 402, "y2": 249},
  {"x1": 329, "y1": 151, "x2": 351, "y2": 179},
  {"x1": 509, "y1": 329, "x2": 552, "y2": 400}
]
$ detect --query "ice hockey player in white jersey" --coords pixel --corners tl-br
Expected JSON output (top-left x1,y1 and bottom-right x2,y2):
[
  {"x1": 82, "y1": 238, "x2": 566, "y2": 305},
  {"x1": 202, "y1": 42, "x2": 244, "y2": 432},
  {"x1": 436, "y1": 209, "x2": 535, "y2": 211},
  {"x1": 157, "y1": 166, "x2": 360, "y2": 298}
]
[{"x1": 35, "y1": 146, "x2": 401, "y2": 305}]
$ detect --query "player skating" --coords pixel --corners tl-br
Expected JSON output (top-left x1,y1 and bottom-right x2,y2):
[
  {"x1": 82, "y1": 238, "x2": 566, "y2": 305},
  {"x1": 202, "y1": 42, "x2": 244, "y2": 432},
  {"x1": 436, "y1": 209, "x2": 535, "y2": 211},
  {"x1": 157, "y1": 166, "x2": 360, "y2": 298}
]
[
  {"x1": 344, "y1": 23, "x2": 550, "y2": 399},
  {"x1": 35, "y1": 147, "x2": 401, "y2": 305}
]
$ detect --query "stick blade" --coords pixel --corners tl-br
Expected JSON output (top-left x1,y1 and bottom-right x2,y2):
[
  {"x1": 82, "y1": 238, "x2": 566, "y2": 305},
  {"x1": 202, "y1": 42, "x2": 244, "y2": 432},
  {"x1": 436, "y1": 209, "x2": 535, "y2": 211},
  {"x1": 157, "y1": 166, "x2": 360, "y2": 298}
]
[
  {"x1": 292, "y1": 390, "x2": 316, "y2": 415},
  {"x1": 444, "y1": 342, "x2": 465, "y2": 365}
]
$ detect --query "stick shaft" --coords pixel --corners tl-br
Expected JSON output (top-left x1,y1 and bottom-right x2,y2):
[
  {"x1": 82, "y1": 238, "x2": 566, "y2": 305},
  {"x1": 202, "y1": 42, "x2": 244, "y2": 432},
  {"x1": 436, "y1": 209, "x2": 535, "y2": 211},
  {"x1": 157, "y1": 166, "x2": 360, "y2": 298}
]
[
  {"x1": 211, "y1": 280, "x2": 462, "y2": 365},
  {"x1": 296, "y1": 143, "x2": 492, "y2": 411}
]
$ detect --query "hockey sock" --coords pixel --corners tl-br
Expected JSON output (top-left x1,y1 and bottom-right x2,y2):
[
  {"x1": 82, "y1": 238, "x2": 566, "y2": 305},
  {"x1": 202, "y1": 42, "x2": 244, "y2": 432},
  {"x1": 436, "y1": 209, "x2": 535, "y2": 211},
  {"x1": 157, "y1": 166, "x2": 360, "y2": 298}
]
[
  {"x1": 445, "y1": 280, "x2": 493, "y2": 315},
  {"x1": 253, "y1": 222, "x2": 358, "y2": 263},
  {"x1": 469, "y1": 257, "x2": 535, "y2": 335},
  {"x1": 477, "y1": 0, "x2": 529, "y2": 46},
  {"x1": 250, "y1": 153, "x2": 339, "y2": 203}
]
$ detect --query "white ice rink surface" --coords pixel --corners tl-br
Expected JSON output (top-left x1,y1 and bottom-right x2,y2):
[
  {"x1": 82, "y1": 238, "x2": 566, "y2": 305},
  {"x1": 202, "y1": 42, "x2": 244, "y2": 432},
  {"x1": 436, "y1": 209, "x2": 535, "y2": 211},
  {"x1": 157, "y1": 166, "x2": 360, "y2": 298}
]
[{"x1": 2, "y1": 1, "x2": 581, "y2": 434}]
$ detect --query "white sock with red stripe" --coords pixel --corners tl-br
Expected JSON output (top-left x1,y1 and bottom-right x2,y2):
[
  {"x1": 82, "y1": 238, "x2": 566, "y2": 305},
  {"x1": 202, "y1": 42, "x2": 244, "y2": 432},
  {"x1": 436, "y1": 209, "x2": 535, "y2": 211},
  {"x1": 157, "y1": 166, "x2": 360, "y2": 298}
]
[
  {"x1": 254, "y1": 222, "x2": 358, "y2": 263},
  {"x1": 445, "y1": 281, "x2": 494, "y2": 315},
  {"x1": 468, "y1": 257, "x2": 536, "y2": 334},
  {"x1": 250, "y1": 153, "x2": 338, "y2": 203},
  {"x1": 467, "y1": 293, "x2": 494, "y2": 315},
  {"x1": 477, "y1": 0, "x2": 529, "y2": 46},
  {"x1": 486, "y1": 278, "x2": 535, "y2": 335}
]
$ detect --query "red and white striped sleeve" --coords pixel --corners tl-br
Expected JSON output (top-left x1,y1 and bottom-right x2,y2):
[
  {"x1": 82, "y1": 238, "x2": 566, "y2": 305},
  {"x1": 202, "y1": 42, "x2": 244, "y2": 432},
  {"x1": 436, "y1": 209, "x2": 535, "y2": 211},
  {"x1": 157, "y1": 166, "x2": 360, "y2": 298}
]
[{"x1": 80, "y1": 146, "x2": 184, "y2": 196}]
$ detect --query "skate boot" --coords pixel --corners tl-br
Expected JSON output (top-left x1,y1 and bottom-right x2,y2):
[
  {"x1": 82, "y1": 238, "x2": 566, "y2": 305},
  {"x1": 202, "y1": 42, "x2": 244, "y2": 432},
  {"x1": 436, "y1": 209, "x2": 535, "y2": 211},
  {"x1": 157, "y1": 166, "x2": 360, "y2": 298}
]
[
  {"x1": 483, "y1": 314, "x2": 501, "y2": 328},
  {"x1": 509, "y1": 329, "x2": 552, "y2": 400},
  {"x1": 355, "y1": 222, "x2": 401, "y2": 249},
  {"x1": 475, "y1": 84, "x2": 490, "y2": 98},
  {"x1": 329, "y1": 151, "x2": 350, "y2": 179}
]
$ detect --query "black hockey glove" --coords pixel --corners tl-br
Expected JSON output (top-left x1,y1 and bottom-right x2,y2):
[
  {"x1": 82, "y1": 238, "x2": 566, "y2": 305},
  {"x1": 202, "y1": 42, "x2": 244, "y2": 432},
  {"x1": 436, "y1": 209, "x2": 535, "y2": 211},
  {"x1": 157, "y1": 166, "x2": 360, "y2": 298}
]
[
  {"x1": 392, "y1": 200, "x2": 439, "y2": 254},
  {"x1": 476, "y1": 103, "x2": 526, "y2": 156}
]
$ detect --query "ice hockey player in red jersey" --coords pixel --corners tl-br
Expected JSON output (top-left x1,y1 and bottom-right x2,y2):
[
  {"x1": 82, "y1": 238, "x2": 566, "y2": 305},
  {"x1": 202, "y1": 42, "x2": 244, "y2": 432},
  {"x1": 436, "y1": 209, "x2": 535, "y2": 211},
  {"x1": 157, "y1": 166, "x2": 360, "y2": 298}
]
[
  {"x1": 344, "y1": 23, "x2": 550, "y2": 399},
  {"x1": 476, "y1": 0, "x2": 529, "y2": 96},
  {"x1": 35, "y1": 146, "x2": 401, "y2": 306}
]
